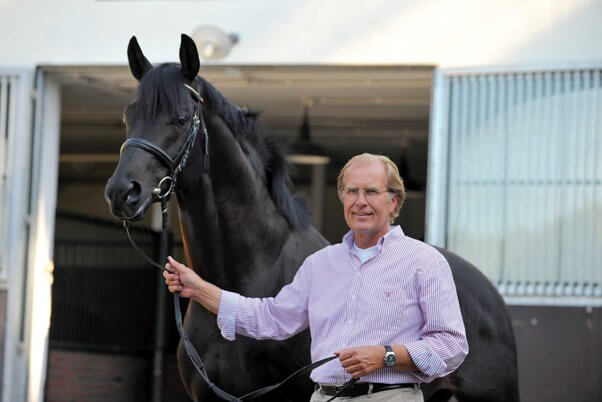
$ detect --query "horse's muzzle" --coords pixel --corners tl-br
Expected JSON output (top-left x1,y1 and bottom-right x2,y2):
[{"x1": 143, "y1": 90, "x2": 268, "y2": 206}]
[{"x1": 105, "y1": 175, "x2": 151, "y2": 221}]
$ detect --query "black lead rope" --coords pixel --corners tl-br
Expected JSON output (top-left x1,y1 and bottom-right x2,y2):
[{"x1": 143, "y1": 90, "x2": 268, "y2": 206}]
[{"x1": 324, "y1": 378, "x2": 360, "y2": 402}]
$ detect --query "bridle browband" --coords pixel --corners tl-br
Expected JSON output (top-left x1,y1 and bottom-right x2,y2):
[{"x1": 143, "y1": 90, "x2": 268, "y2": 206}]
[
  {"x1": 119, "y1": 83, "x2": 354, "y2": 401},
  {"x1": 119, "y1": 83, "x2": 208, "y2": 200}
]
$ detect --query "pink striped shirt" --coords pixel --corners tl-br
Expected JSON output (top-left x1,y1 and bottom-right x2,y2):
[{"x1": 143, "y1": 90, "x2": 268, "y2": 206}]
[{"x1": 217, "y1": 226, "x2": 468, "y2": 384}]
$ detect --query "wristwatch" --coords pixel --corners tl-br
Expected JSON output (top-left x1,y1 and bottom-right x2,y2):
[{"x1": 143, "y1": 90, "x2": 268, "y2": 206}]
[{"x1": 384, "y1": 345, "x2": 396, "y2": 367}]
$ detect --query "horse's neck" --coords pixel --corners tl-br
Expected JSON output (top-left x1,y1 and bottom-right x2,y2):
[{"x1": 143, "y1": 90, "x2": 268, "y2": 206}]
[{"x1": 175, "y1": 113, "x2": 290, "y2": 289}]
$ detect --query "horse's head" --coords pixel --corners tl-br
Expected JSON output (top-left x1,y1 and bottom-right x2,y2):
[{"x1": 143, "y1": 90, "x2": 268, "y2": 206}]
[{"x1": 105, "y1": 34, "x2": 204, "y2": 220}]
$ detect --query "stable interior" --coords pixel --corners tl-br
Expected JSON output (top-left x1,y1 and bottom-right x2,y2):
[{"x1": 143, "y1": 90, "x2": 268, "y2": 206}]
[{"x1": 53, "y1": 65, "x2": 433, "y2": 242}]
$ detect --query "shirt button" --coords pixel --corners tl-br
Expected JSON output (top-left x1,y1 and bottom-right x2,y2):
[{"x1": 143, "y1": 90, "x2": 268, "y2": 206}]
[
  {"x1": 348, "y1": 319, "x2": 353, "y2": 324},
  {"x1": 342, "y1": 343, "x2": 346, "y2": 347},
  {"x1": 356, "y1": 272, "x2": 360, "y2": 276},
  {"x1": 351, "y1": 295, "x2": 356, "y2": 300}
]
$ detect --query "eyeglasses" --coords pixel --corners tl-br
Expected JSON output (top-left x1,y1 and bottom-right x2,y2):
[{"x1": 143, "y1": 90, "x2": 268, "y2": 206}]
[{"x1": 343, "y1": 187, "x2": 392, "y2": 201}]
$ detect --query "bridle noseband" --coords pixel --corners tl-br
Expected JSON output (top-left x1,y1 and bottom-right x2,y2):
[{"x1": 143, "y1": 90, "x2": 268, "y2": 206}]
[
  {"x1": 118, "y1": 83, "x2": 352, "y2": 401},
  {"x1": 119, "y1": 83, "x2": 208, "y2": 200}
]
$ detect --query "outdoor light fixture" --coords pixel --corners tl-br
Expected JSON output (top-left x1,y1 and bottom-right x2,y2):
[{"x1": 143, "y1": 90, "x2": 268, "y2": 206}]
[
  {"x1": 288, "y1": 100, "x2": 330, "y2": 166},
  {"x1": 191, "y1": 25, "x2": 239, "y2": 60}
]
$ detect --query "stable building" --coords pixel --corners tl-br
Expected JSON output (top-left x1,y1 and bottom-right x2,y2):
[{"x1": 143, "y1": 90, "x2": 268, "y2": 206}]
[{"x1": 0, "y1": 1, "x2": 601, "y2": 401}]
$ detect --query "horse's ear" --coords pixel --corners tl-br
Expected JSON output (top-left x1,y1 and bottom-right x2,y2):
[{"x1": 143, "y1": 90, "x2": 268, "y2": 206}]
[
  {"x1": 179, "y1": 34, "x2": 200, "y2": 82},
  {"x1": 128, "y1": 36, "x2": 152, "y2": 81}
]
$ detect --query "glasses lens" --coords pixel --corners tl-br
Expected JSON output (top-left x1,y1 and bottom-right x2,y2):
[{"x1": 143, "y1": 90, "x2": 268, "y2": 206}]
[{"x1": 344, "y1": 188, "x2": 384, "y2": 200}]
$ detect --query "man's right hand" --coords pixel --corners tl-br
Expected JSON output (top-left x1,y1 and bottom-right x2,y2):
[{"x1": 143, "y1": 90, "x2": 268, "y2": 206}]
[
  {"x1": 164, "y1": 256, "x2": 202, "y2": 299},
  {"x1": 163, "y1": 256, "x2": 222, "y2": 315}
]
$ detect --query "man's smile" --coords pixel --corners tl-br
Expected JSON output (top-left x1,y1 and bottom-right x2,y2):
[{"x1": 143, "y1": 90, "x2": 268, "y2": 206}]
[{"x1": 352, "y1": 211, "x2": 373, "y2": 216}]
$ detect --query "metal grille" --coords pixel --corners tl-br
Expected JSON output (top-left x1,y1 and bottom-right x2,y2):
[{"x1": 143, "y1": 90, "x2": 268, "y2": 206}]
[
  {"x1": 51, "y1": 214, "x2": 186, "y2": 352},
  {"x1": 0, "y1": 74, "x2": 16, "y2": 278},
  {"x1": 443, "y1": 70, "x2": 602, "y2": 299}
]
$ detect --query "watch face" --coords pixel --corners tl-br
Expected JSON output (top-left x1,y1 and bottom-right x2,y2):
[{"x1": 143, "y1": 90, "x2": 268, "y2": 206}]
[{"x1": 385, "y1": 353, "x2": 396, "y2": 367}]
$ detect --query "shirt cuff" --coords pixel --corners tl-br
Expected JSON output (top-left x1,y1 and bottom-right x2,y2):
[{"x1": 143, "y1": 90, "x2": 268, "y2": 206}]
[
  {"x1": 217, "y1": 290, "x2": 241, "y2": 341},
  {"x1": 404, "y1": 340, "x2": 447, "y2": 381}
]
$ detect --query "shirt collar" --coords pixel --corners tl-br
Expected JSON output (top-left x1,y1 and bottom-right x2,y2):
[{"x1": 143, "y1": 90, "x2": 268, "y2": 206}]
[{"x1": 342, "y1": 225, "x2": 405, "y2": 250}]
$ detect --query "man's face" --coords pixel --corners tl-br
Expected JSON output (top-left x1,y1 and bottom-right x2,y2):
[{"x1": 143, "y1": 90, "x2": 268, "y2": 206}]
[{"x1": 341, "y1": 160, "x2": 398, "y2": 242}]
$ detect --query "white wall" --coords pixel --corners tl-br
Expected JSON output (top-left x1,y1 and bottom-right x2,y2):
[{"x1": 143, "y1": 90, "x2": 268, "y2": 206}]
[{"x1": 1, "y1": 0, "x2": 602, "y2": 68}]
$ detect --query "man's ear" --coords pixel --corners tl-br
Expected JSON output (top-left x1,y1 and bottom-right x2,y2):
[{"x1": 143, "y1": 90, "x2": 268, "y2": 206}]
[
  {"x1": 389, "y1": 192, "x2": 399, "y2": 213},
  {"x1": 390, "y1": 192, "x2": 398, "y2": 205}
]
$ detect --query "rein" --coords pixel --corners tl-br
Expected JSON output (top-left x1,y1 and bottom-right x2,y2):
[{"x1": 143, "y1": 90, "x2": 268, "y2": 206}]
[{"x1": 120, "y1": 83, "x2": 353, "y2": 401}]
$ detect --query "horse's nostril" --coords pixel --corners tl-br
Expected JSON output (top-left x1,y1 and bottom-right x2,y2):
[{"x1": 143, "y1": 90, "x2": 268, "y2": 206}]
[{"x1": 126, "y1": 181, "x2": 142, "y2": 205}]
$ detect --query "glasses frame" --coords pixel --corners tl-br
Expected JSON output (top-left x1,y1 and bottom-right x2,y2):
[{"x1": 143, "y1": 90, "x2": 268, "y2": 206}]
[{"x1": 342, "y1": 186, "x2": 393, "y2": 201}]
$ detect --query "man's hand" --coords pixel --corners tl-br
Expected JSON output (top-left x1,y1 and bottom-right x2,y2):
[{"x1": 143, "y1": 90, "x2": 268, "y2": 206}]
[
  {"x1": 336, "y1": 346, "x2": 385, "y2": 378},
  {"x1": 163, "y1": 256, "x2": 222, "y2": 314},
  {"x1": 163, "y1": 256, "x2": 203, "y2": 299}
]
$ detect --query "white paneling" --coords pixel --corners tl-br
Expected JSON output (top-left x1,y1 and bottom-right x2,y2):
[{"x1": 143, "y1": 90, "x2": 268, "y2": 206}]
[
  {"x1": 0, "y1": 76, "x2": 8, "y2": 278},
  {"x1": 2, "y1": 1, "x2": 602, "y2": 67},
  {"x1": 25, "y1": 72, "x2": 61, "y2": 402},
  {"x1": 425, "y1": 70, "x2": 449, "y2": 247},
  {"x1": 429, "y1": 67, "x2": 602, "y2": 305},
  {"x1": 0, "y1": 68, "x2": 34, "y2": 402}
]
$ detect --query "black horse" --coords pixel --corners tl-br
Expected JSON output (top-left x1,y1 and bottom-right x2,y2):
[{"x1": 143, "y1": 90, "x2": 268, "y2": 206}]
[{"x1": 105, "y1": 35, "x2": 519, "y2": 402}]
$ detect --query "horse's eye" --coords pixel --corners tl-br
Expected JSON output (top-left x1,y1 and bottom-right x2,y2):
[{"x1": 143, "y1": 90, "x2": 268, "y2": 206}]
[{"x1": 177, "y1": 114, "x2": 190, "y2": 125}]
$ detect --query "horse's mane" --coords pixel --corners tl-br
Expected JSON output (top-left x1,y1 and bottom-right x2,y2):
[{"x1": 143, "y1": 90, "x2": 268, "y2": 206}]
[{"x1": 136, "y1": 64, "x2": 310, "y2": 230}]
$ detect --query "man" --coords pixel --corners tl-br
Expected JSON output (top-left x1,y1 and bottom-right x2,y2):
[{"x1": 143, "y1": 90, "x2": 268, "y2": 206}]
[{"x1": 164, "y1": 153, "x2": 468, "y2": 401}]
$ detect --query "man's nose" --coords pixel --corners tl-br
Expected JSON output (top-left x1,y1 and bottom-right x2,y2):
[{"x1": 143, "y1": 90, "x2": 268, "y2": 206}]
[{"x1": 355, "y1": 191, "x2": 369, "y2": 204}]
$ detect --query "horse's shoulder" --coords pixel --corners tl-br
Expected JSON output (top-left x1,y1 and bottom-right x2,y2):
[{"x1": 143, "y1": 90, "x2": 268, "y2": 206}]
[
  {"x1": 432, "y1": 246, "x2": 488, "y2": 282},
  {"x1": 284, "y1": 239, "x2": 344, "y2": 271},
  {"x1": 282, "y1": 226, "x2": 329, "y2": 251},
  {"x1": 432, "y1": 246, "x2": 511, "y2": 320},
  {"x1": 274, "y1": 227, "x2": 329, "y2": 280}
]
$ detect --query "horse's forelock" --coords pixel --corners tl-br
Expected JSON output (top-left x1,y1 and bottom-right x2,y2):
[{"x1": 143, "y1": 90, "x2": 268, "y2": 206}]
[{"x1": 136, "y1": 64, "x2": 190, "y2": 119}]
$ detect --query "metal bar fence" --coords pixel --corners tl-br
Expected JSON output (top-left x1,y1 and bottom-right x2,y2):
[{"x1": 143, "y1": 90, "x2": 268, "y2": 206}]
[{"x1": 51, "y1": 213, "x2": 186, "y2": 353}]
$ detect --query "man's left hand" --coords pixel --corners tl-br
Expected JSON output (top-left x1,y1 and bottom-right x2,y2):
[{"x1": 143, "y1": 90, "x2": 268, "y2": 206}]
[{"x1": 336, "y1": 346, "x2": 385, "y2": 378}]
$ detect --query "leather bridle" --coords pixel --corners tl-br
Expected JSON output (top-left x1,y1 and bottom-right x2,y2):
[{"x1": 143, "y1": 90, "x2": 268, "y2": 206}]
[
  {"x1": 120, "y1": 83, "x2": 208, "y2": 200},
  {"x1": 119, "y1": 83, "x2": 353, "y2": 401}
]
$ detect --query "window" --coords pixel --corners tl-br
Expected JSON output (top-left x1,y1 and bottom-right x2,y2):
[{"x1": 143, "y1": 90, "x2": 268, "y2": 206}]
[{"x1": 434, "y1": 70, "x2": 602, "y2": 300}]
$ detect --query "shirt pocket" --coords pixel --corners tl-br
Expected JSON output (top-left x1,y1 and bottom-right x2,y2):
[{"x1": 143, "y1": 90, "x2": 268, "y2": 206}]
[{"x1": 372, "y1": 285, "x2": 417, "y2": 325}]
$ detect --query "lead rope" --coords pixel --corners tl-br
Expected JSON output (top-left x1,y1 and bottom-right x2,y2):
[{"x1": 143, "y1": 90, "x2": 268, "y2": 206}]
[
  {"x1": 324, "y1": 378, "x2": 360, "y2": 402},
  {"x1": 159, "y1": 194, "x2": 243, "y2": 402}
]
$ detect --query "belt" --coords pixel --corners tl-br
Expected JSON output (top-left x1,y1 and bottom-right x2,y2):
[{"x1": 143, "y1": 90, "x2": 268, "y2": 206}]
[{"x1": 317, "y1": 382, "x2": 416, "y2": 398}]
